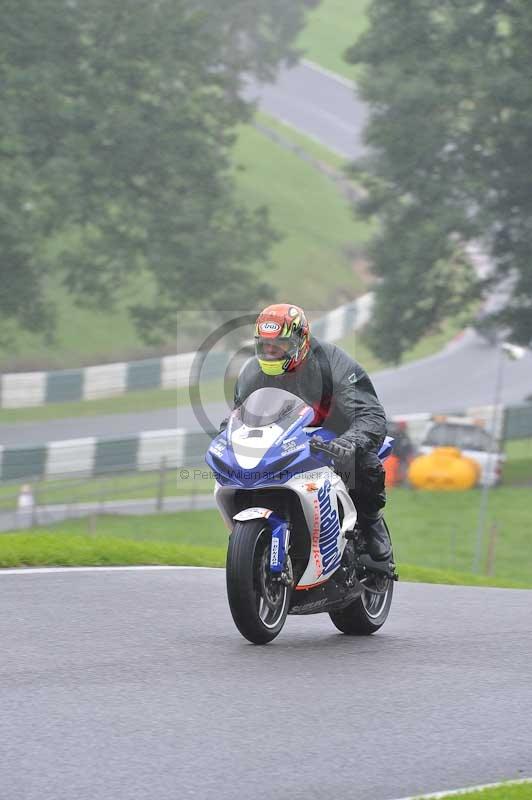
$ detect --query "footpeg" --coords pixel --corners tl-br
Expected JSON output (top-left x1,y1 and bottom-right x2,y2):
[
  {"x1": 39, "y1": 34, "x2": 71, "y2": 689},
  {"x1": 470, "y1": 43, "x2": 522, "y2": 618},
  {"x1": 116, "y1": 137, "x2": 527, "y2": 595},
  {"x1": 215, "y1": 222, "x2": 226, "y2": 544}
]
[{"x1": 357, "y1": 553, "x2": 398, "y2": 580}]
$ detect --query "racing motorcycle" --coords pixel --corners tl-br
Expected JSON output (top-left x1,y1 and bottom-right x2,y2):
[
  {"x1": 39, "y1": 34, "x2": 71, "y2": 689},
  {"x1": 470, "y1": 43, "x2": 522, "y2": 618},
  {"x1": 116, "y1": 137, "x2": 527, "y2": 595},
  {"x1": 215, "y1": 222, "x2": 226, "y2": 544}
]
[{"x1": 205, "y1": 387, "x2": 397, "y2": 644}]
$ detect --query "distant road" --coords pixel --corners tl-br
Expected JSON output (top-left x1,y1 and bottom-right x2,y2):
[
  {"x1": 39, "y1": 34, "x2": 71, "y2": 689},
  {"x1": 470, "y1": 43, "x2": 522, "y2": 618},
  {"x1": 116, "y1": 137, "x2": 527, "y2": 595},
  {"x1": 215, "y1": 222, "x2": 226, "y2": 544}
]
[{"x1": 244, "y1": 60, "x2": 366, "y2": 159}]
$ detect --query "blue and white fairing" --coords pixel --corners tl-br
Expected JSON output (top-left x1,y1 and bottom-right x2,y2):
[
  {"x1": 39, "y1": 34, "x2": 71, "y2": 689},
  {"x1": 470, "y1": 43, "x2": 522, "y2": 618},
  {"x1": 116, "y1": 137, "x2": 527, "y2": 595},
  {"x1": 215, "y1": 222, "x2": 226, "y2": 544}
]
[
  {"x1": 206, "y1": 388, "x2": 393, "y2": 591},
  {"x1": 206, "y1": 389, "x2": 322, "y2": 489}
]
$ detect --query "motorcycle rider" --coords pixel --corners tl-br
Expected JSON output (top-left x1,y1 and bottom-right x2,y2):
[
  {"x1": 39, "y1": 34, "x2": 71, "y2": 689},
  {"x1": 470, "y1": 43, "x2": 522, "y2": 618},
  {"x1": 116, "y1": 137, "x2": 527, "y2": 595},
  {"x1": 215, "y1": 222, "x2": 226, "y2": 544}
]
[{"x1": 226, "y1": 303, "x2": 392, "y2": 561}]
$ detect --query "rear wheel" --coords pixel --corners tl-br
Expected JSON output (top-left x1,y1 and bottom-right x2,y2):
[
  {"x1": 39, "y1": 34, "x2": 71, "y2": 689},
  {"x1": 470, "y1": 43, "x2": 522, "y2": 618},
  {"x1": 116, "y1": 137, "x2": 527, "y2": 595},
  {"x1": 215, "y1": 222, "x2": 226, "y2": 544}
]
[
  {"x1": 329, "y1": 568, "x2": 394, "y2": 635},
  {"x1": 226, "y1": 519, "x2": 291, "y2": 644}
]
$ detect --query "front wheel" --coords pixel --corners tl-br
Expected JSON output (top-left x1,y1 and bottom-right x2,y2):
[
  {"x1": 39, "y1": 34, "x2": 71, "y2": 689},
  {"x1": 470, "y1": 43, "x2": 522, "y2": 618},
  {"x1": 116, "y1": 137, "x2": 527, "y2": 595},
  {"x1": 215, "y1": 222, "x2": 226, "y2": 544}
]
[
  {"x1": 329, "y1": 572, "x2": 394, "y2": 635},
  {"x1": 226, "y1": 519, "x2": 291, "y2": 644}
]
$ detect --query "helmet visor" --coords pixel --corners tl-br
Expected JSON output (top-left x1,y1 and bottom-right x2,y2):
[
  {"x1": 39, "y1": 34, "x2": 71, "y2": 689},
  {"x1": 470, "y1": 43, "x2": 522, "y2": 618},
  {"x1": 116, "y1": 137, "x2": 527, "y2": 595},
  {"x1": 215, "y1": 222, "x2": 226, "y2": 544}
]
[{"x1": 255, "y1": 334, "x2": 298, "y2": 362}]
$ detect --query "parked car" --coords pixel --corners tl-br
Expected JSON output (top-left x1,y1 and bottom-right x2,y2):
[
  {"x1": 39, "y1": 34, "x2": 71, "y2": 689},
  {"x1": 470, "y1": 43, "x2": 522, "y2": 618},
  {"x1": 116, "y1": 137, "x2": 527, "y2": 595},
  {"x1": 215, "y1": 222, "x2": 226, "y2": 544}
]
[{"x1": 418, "y1": 416, "x2": 505, "y2": 487}]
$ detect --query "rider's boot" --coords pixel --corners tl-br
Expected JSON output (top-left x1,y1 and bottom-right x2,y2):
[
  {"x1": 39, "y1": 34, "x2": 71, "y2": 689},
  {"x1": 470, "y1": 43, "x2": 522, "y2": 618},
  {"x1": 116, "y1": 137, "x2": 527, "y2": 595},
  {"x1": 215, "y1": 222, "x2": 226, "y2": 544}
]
[{"x1": 357, "y1": 510, "x2": 392, "y2": 561}]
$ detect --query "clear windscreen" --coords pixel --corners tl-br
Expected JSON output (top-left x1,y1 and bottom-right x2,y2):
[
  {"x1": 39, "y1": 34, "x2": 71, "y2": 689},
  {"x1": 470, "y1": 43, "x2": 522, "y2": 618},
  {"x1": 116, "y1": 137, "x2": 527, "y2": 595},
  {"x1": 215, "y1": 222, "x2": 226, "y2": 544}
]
[{"x1": 233, "y1": 388, "x2": 308, "y2": 429}]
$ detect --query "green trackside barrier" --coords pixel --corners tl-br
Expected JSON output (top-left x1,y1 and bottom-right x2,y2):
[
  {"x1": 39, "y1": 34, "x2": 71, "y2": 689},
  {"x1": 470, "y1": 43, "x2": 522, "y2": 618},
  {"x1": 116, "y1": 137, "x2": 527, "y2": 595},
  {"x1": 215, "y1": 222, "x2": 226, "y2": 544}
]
[
  {"x1": 94, "y1": 438, "x2": 140, "y2": 476},
  {"x1": 126, "y1": 358, "x2": 162, "y2": 392},
  {"x1": 1, "y1": 446, "x2": 48, "y2": 482},
  {"x1": 504, "y1": 403, "x2": 532, "y2": 440},
  {"x1": 45, "y1": 369, "x2": 84, "y2": 404},
  {"x1": 182, "y1": 432, "x2": 212, "y2": 466}
]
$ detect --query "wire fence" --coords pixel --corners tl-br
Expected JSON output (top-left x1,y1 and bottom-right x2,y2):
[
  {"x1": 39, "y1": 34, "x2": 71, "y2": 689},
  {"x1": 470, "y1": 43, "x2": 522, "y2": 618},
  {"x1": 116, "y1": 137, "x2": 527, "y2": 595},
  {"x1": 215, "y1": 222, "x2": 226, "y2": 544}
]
[{"x1": 0, "y1": 462, "x2": 215, "y2": 532}]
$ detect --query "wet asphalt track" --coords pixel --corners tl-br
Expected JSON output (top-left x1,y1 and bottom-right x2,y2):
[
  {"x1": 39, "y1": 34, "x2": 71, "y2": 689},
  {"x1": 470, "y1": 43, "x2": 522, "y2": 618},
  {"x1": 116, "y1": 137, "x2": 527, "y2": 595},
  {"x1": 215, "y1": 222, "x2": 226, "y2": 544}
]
[{"x1": 1, "y1": 568, "x2": 531, "y2": 800}]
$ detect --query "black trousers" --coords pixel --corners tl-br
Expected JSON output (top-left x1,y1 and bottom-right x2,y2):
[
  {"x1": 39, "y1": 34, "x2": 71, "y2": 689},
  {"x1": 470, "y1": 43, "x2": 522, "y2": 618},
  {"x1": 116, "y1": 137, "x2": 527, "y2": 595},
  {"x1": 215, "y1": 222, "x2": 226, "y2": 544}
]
[{"x1": 343, "y1": 450, "x2": 386, "y2": 516}]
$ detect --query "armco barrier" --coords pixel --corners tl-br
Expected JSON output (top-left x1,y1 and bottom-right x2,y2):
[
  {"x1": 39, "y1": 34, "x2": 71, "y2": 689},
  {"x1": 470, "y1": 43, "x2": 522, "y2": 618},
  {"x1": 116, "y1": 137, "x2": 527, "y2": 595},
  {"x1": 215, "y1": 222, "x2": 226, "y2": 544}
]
[
  {"x1": 0, "y1": 296, "x2": 374, "y2": 408},
  {"x1": 1, "y1": 403, "x2": 528, "y2": 484}
]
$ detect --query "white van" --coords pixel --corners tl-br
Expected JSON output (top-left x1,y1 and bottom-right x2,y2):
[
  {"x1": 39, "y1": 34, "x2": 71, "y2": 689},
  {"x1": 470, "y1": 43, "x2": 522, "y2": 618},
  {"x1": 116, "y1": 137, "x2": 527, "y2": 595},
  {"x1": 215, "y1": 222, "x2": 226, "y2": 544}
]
[{"x1": 419, "y1": 417, "x2": 505, "y2": 487}]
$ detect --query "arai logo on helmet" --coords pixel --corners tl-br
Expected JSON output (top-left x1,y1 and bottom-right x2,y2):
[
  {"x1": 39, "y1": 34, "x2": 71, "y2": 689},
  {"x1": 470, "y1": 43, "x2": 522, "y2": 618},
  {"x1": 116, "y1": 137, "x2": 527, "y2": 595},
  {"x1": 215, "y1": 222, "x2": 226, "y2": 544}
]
[{"x1": 259, "y1": 321, "x2": 281, "y2": 334}]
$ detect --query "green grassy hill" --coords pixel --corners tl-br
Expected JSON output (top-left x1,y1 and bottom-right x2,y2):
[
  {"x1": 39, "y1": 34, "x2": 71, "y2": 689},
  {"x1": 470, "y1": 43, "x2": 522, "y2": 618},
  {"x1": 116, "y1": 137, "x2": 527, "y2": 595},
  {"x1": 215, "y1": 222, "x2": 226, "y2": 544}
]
[
  {"x1": 1, "y1": 119, "x2": 367, "y2": 371},
  {"x1": 298, "y1": 0, "x2": 369, "y2": 80}
]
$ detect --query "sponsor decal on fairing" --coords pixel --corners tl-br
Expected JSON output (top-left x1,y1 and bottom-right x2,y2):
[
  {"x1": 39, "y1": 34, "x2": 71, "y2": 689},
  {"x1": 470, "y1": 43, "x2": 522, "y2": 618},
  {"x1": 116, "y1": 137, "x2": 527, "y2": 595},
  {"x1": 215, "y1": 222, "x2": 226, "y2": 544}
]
[{"x1": 317, "y1": 480, "x2": 342, "y2": 575}]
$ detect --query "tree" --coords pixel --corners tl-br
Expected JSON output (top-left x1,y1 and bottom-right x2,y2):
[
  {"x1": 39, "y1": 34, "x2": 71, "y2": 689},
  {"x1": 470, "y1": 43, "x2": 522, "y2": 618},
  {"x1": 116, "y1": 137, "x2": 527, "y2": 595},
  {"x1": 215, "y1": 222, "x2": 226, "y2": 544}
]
[
  {"x1": 191, "y1": 0, "x2": 320, "y2": 82},
  {"x1": 0, "y1": 0, "x2": 315, "y2": 346},
  {"x1": 346, "y1": 0, "x2": 532, "y2": 361}
]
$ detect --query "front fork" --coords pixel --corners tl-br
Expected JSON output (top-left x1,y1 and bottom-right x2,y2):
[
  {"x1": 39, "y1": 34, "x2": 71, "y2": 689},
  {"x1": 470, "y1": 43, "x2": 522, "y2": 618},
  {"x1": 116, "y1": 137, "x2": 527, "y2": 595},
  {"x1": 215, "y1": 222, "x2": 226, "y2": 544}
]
[{"x1": 268, "y1": 515, "x2": 293, "y2": 587}]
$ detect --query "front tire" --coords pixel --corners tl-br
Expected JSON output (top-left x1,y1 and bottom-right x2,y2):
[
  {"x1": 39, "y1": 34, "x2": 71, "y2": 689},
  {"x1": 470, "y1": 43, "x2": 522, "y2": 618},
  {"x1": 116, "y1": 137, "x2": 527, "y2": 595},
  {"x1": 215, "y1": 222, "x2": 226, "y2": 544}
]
[{"x1": 226, "y1": 519, "x2": 291, "y2": 644}]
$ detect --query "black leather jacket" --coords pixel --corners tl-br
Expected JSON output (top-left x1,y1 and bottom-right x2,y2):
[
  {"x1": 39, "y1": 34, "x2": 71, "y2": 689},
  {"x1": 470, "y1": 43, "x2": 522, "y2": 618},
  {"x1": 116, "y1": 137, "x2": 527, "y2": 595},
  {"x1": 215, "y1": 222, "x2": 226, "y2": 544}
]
[{"x1": 233, "y1": 337, "x2": 387, "y2": 454}]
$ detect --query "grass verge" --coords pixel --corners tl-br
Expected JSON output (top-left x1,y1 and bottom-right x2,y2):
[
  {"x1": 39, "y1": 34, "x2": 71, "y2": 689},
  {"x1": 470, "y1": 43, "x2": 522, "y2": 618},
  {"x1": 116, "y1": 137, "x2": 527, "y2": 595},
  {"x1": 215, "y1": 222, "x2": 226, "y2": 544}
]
[
  {"x1": 0, "y1": 533, "x2": 225, "y2": 569},
  {"x1": 234, "y1": 121, "x2": 369, "y2": 311},
  {"x1": 2, "y1": 485, "x2": 531, "y2": 586},
  {"x1": 0, "y1": 387, "x2": 180, "y2": 425},
  {"x1": 337, "y1": 315, "x2": 474, "y2": 375},
  {"x1": 0, "y1": 467, "x2": 214, "y2": 512},
  {"x1": 1, "y1": 529, "x2": 530, "y2": 591},
  {"x1": 415, "y1": 782, "x2": 532, "y2": 799},
  {"x1": 0, "y1": 379, "x2": 228, "y2": 424},
  {"x1": 254, "y1": 112, "x2": 347, "y2": 171},
  {"x1": 298, "y1": 0, "x2": 369, "y2": 81},
  {"x1": 502, "y1": 437, "x2": 532, "y2": 486}
]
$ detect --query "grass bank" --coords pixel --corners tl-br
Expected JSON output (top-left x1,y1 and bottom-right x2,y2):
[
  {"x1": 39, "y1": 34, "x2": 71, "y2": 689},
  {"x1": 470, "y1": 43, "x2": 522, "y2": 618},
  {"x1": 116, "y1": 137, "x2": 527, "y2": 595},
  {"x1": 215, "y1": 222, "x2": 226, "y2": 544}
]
[
  {"x1": 298, "y1": 0, "x2": 369, "y2": 81},
  {"x1": 234, "y1": 122, "x2": 369, "y2": 311},
  {"x1": 0, "y1": 379, "x2": 226, "y2": 424},
  {"x1": 1, "y1": 118, "x2": 367, "y2": 372},
  {"x1": 416, "y1": 782, "x2": 532, "y2": 799},
  {"x1": 255, "y1": 112, "x2": 347, "y2": 171},
  {"x1": 2, "y1": 486, "x2": 531, "y2": 586},
  {"x1": 0, "y1": 528, "x2": 529, "y2": 591},
  {"x1": 337, "y1": 315, "x2": 475, "y2": 374},
  {"x1": 0, "y1": 467, "x2": 213, "y2": 512},
  {"x1": 503, "y1": 437, "x2": 532, "y2": 486}
]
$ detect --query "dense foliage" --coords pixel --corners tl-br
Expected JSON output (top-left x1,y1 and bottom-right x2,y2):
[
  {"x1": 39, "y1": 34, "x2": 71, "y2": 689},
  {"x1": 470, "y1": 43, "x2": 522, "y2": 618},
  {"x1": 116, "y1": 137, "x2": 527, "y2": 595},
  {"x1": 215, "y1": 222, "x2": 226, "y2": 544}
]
[
  {"x1": 0, "y1": 0, "x2": 315, "y2": 345},
  {"x1": 346, "y1": 0, "x2": 532, "y2": 361}
]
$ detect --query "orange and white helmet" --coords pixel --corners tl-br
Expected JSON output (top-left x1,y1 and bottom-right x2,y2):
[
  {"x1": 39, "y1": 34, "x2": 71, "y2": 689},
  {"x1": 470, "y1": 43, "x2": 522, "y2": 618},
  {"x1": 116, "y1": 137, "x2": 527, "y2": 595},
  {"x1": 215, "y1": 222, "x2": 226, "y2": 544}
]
[{"x1": 254, "y1": 304, "x2": 311, "y2": 375}]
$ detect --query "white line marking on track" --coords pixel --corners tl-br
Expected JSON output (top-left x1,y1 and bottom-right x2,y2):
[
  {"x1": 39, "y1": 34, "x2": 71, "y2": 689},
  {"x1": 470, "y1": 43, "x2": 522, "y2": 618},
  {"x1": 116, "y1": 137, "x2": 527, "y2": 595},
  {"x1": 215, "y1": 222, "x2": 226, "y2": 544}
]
[
  {"x1": 0, "y1": 565, "x2": 224, "y2": 576},
  {"x1": 391, "y1": 777, "x2": 531, "y2": 799}
]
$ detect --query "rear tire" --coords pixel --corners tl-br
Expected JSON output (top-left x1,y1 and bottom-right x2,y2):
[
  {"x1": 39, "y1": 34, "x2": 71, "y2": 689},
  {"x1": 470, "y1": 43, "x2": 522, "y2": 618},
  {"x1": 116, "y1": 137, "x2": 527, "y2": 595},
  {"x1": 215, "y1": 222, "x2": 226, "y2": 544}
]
[
  {"x1": 329, "y1": 572, "x2": 394, "y2": 635},
  {"x1": 226, "y1": 519, "x2": 291, "y2": 644}
]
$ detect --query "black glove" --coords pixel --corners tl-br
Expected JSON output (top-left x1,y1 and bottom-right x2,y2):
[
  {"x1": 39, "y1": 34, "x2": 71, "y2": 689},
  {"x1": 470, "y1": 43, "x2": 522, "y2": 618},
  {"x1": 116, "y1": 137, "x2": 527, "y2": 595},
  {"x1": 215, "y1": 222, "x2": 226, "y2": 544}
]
[
  {"x1": 310, "y1": 435, "x2": 356, "y2": 467},
  {"x1": 219, "y1": 417, "x2": 229, "y2": 433}
]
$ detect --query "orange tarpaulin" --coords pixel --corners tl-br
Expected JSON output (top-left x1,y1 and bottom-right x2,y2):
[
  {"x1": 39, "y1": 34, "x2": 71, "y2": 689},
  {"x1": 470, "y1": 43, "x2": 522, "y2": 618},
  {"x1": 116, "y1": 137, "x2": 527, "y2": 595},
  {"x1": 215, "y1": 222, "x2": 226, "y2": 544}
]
[{"x1": 383, "y1": 454, "x2": 401, "y2": 487}]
